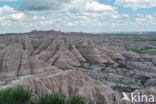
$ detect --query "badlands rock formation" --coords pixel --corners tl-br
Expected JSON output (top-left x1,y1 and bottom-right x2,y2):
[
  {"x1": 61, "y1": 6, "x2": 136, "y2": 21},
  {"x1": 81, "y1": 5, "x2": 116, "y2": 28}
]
[
  {"x1": 0, "y1": 35, "x2": 143, "y2": 70},
  {"x1": 1, "y1": 70, "x2": 121, "y2": 104},
  {"x1": 0, "y1": 33, "x2": 156, "y2": 104},
  {"x1": 0, "y1": 44, "x2": 61, "y2": 81}
]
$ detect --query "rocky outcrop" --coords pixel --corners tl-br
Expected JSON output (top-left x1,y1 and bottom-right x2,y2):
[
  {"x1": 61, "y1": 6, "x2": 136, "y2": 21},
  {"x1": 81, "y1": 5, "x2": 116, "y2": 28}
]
[
  {"x1": 0, "y1": 35, "x2": 147, "y2": 69},
  {"x1": 0, "y1": 44, "x2": 61, "y2": 81},
  {"x1": 122, "y1": 51, "x2": 141, "y2": 60},
  {"x1": 0, "y1": 34, "x2": 156, "y2": 104},
  {"x1": 0, "y1": 70, "x2": 122, "y2": 104},
  {"x1": 32, "y1": 36, "x2": 86, "y2": 69},
  {"x1": 77, "y1": 39, "x2": 108, "y2": 64}
]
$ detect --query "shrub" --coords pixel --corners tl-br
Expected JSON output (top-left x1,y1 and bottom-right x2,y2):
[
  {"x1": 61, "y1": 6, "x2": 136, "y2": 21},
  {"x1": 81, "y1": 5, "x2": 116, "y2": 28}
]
[
  {"x1": 104, "y1": 62, "x2": 114, "y2": 67},
  {"x1": 0, "y1": 86, "x2": 33, "y2": 104},
  {"x1": 66, "y1": 95, "x2": 88, "y2": 104},
  {"x1": 0, "y1": 88, "x2": 12, "y2": 104},
  {"x1": 118, "y1": 63, "x2": 131, "y2": 70},
  {"x1": 9, "y1": 86, "x2": 33, "y2": 104},
  {"x1": 0, "y1": 85, "x2": 127, "y2": 104},
  {"x1": 38, "y1": 93, "x2": 66, "y2": 104}
]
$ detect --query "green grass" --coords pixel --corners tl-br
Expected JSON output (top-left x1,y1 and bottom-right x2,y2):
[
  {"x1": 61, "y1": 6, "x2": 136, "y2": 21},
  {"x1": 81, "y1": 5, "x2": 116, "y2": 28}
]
[
  {"x1": 0, "y1": 88, "x2": 12, "y2": 104},
  {"x1": 0, "y1": 86, "x2": 128, "y2": 104},
  {"x1": 103, "y1": 62, "x2": 114, "y2": 67},
  {"x1": 65, "y1": 95, "x2": 88, "y2": 104},
  {"x1": 117, "y1": 62, "x2": 131, "y2": 70},
  {"x1": 132, "y1": 47, "x2": 156, "y2": 55},
  {"x1": 38, "y1": 93, "x2": 66, "y2": 104},
  {"x1": 0, "y1": 86, "x2": 33, "y2": 104},
  {"x1": 0, "y1": 86, "x2": 90, "y2": 104}
]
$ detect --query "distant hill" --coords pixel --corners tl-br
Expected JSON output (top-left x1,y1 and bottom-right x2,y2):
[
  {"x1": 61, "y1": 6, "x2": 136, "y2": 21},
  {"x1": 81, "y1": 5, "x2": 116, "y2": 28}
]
[
  {"x1": 100, "y1": 32, "x2": 156, "y2": 36},
  {"x1": 0, "y1": 30, "x2": 156, "y2": 36}
]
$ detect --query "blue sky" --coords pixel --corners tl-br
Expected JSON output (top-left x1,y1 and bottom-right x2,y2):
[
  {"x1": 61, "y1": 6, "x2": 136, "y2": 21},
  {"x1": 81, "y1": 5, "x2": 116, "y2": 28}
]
[{"x1": 0, "y1": 0, "x2": 156, "y2": 33}]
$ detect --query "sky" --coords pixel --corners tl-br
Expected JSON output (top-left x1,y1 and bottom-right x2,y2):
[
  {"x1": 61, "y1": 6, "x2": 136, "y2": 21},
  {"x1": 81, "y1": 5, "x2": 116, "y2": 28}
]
[{"x1": 0, "y1": 0, "x2": 156, "y2": 33}]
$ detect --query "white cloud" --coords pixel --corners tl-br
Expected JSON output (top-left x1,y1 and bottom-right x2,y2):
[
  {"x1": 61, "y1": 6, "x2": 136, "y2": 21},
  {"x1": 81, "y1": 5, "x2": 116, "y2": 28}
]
[
  {"x1": 115, "y1": 0, "x2": 156, "y2": 10},
  {"x1": 135, "y1": 14, "x2": 155, "y2": 23},
  {"x1": 40, "y1": 20, "x2": 53, "y2": 25},
  {"x1": 66, "y1": 22, "x2": 74, "y2": 26},
  {"x1": 85, "y1": 1, "x2": 115, "y2": 12},
  {"x1": 0, "y1": 5, "x2": 26, "y2": 27},
  {"x1": 0, "y1": 5, "x2": 15, "y2": 14},
  {"x1": 2, "y1": 0, "x2": 155, "y2": 33},
  {"x1": 11, "y1": 13, "x2": 25, "y2": 20},
  {"x1": 0, "y1": 1, "x2": 130, "y2": 33},
  {"x1": 111, "y1": 14, "x2": 129, "y2": 19},
  {"x1": 33, "y1": 16, "x2": 46, "y2": 20},
  {"x1": 66, "y1": 0, "x2": 128, "y2": 21}
]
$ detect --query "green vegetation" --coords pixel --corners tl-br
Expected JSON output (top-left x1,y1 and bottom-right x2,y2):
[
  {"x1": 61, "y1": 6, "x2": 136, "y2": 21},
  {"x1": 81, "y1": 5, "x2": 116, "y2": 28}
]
[
  {"x1": 65, "y1": 95, "x2": 88, "y2": 104},
  {"x1": 132, "y1": 47, "x2": 156, "y2": 55},
  {"x1": 133, "y1": 38, "x2": 156, "y2": 42},
  {"x1": 0, "y1": 86, "x2": 89, "y2": 104},
  {"x1": 0, "y1": 86, "x2": 128, "y2": 104},
  {"x1": 0, "y1": 86, "x2": 33, "y2": 104},
  {"x1": 38, "y1": 93, "x2": 66, "y2": 104},
  {"x1": 103, "y1": 62, "x2": 114, "y2": 67},
  {"x1": 118, "y1": 62, "x2": 131, "y2": 70}
]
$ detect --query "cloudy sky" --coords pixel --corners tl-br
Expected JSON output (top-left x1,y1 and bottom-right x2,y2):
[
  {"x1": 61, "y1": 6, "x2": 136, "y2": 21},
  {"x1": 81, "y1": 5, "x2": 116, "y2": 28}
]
[{"x1": 0, "y1": 0, "x2": 156, "y2": 33}]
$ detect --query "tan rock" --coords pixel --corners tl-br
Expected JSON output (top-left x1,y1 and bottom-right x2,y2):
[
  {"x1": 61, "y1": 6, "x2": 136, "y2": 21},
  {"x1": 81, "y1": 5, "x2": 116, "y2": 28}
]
[{"x1": 1, "y1": 70, "x2": 122, "y2": 104}]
